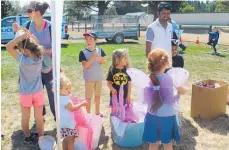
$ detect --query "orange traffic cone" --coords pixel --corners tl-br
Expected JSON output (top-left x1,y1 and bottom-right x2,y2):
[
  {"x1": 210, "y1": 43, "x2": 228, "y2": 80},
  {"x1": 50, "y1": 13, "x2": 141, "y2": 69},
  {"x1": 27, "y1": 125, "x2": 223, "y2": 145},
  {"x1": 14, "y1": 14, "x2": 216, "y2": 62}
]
[{"x1": 195, "y1": 37, "x2": 200, "y2": 44}]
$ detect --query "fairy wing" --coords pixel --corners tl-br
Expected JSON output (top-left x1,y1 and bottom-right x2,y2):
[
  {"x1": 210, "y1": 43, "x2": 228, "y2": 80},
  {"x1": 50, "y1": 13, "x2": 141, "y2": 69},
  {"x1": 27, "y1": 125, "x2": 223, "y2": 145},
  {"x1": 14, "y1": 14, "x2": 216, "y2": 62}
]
[
  {"x1": 166, "y1": 67, "x2": 189, "y2": 87},
  {"x1": 159, "y1": 74, "x2": 180, "y2": 104},
  {"x1": 126, "y1": 68, "x2": 152, "y2": 88}
]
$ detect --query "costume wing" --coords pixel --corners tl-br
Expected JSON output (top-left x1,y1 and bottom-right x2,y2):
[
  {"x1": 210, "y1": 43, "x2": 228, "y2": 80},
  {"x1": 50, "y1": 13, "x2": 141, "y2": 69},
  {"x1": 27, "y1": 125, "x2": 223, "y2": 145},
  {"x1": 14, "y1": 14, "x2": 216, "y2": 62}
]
[
  {"x1": 166, "y1": 67, "x2": 189, "y2": 87},
  {"x1": 126, "y1": 68, "x2": 152, "y2": 88},
  {"x1": 159, "y1": 74, "x2": 180, "y2": 104}
]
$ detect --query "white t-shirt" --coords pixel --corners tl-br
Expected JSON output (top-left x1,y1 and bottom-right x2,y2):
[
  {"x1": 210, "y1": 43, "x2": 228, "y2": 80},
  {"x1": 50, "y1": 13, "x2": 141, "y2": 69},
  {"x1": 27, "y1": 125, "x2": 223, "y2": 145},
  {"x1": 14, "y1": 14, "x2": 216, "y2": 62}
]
[
  {"x1": 59, "y1": 95, "x2": 76, "y2": 129},
  {"x1": 146, "y1": 19, "x2": 173, "y2": 64}
]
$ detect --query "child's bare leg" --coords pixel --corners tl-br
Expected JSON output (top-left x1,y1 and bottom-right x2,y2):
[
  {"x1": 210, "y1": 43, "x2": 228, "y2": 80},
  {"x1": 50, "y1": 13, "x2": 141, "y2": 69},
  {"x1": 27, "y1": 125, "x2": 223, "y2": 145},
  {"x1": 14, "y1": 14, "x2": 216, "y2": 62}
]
[
  {"x1": 149, "y1": 142, "x2": 159, "y2": 150},
  {"x1": 62, "y1": 137, "x2": 68, "y2": 150},
  {"x1": 21, "y1": 106, "x2": 31, "y2": 136},
  {"x1": 86, "y1": 98, "x2": 91, "y2": 113},
  {"x1": 163, "y1": 143, "x2": 173, "y2": 150},
  {"x1": 95, "y1": 96, "x2": 101, "y2": 114},
  {"x1": 66, "y1": 136, "x2": 75, "y2": 150},
  {"x1": 34, "y1": 106, "x2": 44, "y2": 136}
]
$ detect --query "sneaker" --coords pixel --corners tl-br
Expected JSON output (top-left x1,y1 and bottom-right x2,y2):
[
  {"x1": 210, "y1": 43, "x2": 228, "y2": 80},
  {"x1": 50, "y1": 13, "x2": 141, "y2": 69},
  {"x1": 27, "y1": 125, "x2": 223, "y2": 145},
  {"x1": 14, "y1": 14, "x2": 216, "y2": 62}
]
[{"x1": 24, "y1": 136, "x2": 32, "y2": 144}]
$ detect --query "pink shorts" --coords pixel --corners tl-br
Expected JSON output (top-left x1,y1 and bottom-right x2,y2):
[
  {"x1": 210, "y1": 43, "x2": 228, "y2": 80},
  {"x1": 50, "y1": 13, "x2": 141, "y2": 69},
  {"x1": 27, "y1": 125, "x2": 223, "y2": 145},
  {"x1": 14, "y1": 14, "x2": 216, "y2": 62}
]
[{"x1": 20, "y1": 90, "x2": 44, "y2": 107}]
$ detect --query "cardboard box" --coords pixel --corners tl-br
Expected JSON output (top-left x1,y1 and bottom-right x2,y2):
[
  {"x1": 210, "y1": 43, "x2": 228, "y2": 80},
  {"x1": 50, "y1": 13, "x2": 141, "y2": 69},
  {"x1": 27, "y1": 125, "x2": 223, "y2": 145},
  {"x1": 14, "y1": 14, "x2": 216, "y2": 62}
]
[{"x1": 191, "y1": 80, "x2": 228, "y2": 120}]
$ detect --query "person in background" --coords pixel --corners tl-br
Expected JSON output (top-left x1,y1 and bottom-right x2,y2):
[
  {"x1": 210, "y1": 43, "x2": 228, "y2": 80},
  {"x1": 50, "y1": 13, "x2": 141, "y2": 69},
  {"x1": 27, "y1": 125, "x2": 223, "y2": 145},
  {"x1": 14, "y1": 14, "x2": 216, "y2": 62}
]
[
  {"x1": 172, "y1": 41, "x2": 184, "y2": 68},
  {"x1": 79, "y1": 31, "x2": 106, "y2": 117},
  {"x1": 207, "y1": 26, "x2": 220, "y2": 55}
]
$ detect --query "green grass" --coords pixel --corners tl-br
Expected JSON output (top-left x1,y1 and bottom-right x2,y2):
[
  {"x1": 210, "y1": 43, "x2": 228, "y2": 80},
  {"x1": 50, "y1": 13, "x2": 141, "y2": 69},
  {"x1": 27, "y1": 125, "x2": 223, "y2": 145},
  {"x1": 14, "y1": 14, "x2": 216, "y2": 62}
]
[{"x1": 1, "y1": 41, "x2": 229, "y2": 150}]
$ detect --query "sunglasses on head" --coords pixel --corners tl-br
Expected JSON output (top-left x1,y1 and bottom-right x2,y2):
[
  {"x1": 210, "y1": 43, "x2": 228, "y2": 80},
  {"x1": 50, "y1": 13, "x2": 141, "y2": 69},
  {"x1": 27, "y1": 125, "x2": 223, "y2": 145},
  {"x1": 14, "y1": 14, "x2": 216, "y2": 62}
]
[{"x1": 158, "y1": 3, "x2": 171, "y2": 10}]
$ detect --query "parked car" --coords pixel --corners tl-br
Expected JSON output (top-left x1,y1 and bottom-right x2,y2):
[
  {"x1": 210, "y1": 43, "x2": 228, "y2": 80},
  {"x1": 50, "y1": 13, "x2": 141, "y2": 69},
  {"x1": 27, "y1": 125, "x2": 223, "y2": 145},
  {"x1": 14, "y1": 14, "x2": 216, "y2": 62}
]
[{"x1": 1, "y1": 14, "x2": 69, "y2": 44}]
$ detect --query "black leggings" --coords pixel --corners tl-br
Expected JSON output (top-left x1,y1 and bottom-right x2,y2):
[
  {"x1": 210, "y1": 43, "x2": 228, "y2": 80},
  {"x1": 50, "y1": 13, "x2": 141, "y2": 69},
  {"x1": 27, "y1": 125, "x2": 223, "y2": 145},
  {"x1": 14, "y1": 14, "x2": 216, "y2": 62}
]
[
  {"x1": 42, "y1": 71, "x2": 56, "y2": 121},
  {"x1": 207, "y1": 40, "x2": 217, "y2": 53}
]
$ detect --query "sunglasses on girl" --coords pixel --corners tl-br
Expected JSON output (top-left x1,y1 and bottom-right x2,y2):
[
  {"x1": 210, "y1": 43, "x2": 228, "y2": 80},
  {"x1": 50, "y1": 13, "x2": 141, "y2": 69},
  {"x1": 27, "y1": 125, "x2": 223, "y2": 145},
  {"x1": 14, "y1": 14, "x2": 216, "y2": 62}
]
[{"x1": 27, "y1": 9, "x2": 34, "y2": 13}]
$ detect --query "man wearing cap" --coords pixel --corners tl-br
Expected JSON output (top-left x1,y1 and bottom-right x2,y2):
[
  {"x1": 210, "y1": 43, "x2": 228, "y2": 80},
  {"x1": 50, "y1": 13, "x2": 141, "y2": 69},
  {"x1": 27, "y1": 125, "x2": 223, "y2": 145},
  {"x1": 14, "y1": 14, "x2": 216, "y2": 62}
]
[
  {"x1": 145, "y1": 2, "x2": 173, "y2": 64},
  {"x1": 79, "y1": 31, "x2": 106, "y2": 117}
]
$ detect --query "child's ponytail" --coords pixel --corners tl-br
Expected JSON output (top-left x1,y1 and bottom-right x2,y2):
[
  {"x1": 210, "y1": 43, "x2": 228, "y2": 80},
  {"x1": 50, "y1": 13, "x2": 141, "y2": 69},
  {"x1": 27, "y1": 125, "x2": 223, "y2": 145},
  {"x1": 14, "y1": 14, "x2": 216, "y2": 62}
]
[
  {"x1": 19, "y1": 38, "x2": 44, "y2": 58},
  {"x1": 148, "y1": 64, "x2": 162, "y2": 113},
  {"x1": 147, "y1": 48, "x2": 169, "y2": 113}
]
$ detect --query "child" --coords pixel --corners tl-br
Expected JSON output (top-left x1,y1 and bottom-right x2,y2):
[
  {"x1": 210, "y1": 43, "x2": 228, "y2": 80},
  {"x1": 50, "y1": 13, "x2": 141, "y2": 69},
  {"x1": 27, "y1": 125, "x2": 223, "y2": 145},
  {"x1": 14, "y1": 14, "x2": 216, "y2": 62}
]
[
  {"x1": 106, "y1": 49, "x2": 132, "y2": 112},
  {"x1": 79, "y1": 31, "x2": 106, "y2": 116},
  {"x1": 6, "y1": 33, "x2": 44, "y2": 142},
  {"x1": 207, "y1": 26, "x2": 220, "y2": 55},
  {"x1": 142, "y1": 48, "x2": 186, "y2": 150},
  {"x1": 59, "y1": 73, "x2": 88, "y2": 150},
  {"x1": 172, "y1": 41, "x2": 184, "y2": 68},
  {"x1": 12, "y1": 23, "x2": 23, "y2": 38}
]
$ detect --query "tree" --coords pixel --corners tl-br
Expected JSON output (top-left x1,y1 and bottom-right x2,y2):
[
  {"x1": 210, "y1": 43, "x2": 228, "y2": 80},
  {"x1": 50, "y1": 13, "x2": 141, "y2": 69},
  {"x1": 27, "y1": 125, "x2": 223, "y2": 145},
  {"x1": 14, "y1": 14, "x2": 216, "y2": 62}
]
[
  {"x1": 215, "y1": 1, "x2": 229, "y2": 12},
  {"x1": 180, "y1": 4, "x2": 195, "y2": 13},
  {"x1": 114, "y1": 1, "x2": 145, "y2": 15},
  {"x1": 142, "y1": 1, "x2": 184, "y2": 21},
  {"x1": 80, "y1": 1, "x2": 112, "y2": 16},
  {"x1": 64, "y1": 1, "x2": 91, "y2": 21},
  {"x1": 104, "y1": 6, "x2": 118, "y2": 16},
  {"x1": 1, "y1": 1, "x2": 14, "y2": 18}
]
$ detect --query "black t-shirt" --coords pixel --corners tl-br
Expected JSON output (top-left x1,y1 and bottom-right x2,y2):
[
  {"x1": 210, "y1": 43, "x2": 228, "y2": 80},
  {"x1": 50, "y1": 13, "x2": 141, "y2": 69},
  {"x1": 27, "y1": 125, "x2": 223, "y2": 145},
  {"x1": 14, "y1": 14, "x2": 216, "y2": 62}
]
[
  {"x1": 172, "y1": 55, "x2": 184, "y2": 68},
  {"x1": 106, "y1": 67, "x2": 131, "y2": 100}
]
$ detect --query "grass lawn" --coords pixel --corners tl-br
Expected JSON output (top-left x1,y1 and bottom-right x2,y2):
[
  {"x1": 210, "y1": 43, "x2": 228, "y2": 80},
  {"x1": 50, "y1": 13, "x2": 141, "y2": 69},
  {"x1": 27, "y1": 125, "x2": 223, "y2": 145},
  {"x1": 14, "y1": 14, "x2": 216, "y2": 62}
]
[{"x1": 1, "y1": 40, "x2": 229, "y2": 150}]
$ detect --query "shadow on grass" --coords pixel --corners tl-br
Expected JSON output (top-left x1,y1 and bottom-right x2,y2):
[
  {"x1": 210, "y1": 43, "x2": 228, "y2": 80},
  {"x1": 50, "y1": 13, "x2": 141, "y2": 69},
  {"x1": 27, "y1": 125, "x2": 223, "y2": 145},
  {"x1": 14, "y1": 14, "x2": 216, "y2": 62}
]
[
  {"x1": 96, "y1": 126, "x2": 110, "y2": 150},
  {"x1": 11, "y1": 129, "x2": 56, "y2": 150},
  {"x1": 194, "y1": 114, "x2": 229, "y2": 136},
  {"x1": 174, "y1": 116, "x2": 198, "y2": 150},
  {"x1": 206, "y1": 52, "x2": 227, "y2": 57},
  {"x1": 1, "y1": 46, "x2": 6, "y2": 51},
  {"x1": 97, "y1": 41, "x2": 140, "y2": 45},
  {"x1": 61, "y1": 43, "x2": 69, "y2": 48}
]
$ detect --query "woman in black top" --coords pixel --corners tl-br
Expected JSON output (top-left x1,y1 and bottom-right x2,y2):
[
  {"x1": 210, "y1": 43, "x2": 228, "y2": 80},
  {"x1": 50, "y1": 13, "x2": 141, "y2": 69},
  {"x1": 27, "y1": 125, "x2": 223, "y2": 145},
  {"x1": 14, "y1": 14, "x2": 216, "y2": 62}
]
[{"x1": 172, "y1": 41, "x2": 184, "y2": 68}]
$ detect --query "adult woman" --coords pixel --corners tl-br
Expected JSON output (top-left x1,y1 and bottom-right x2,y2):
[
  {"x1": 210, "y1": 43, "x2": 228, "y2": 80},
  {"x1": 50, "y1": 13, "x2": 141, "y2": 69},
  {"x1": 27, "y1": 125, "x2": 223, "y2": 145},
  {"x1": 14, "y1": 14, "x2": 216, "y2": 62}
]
[{"x1": 26, "y1": 1, "x2": 56, "y2": 121}]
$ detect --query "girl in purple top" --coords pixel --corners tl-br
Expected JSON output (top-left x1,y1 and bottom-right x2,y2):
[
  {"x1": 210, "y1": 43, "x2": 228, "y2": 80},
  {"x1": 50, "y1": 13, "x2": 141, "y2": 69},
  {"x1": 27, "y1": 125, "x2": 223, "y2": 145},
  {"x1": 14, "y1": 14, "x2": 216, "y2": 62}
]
[{"x1": 142, "y1": 48, "x2": 186, "y2": 150}]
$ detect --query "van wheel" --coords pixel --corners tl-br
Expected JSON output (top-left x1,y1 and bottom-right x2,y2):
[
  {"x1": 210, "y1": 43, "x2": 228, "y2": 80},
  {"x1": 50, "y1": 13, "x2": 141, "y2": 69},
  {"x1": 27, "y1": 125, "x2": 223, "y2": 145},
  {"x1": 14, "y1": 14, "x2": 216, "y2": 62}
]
[
  {"x1": 105, "y1": 37, "x2": 113, "y2": 43},
  {"x1": 113, "y1": 34, "x2": 124, "y2": 44}
]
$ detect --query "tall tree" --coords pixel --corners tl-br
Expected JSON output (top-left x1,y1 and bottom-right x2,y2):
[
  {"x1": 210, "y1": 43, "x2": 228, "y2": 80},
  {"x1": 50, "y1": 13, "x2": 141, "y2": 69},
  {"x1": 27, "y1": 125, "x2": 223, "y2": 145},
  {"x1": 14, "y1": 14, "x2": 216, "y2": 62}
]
[
  {"x1": 215, "y1": 1, "x2": 229, "y2": 12},
  {"x1": 142, "y1": 1, "x2": 184, "y2": 21},
  {"x1": 1, "y1": 1, "x2": 14, "y2": 18},
  {"x1": 80, "y1": 1, "x2": 112, "y2": 16},
  {"x1": 114, "y1": 1, "x2": 145, "y2": 15}
]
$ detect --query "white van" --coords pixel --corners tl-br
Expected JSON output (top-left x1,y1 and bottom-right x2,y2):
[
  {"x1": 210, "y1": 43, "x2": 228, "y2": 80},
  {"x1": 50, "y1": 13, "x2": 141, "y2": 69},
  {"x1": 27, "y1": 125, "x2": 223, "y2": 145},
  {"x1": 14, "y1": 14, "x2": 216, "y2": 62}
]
[{"x1": 1, "y1": 14, "x2": 69, "y2": 43}]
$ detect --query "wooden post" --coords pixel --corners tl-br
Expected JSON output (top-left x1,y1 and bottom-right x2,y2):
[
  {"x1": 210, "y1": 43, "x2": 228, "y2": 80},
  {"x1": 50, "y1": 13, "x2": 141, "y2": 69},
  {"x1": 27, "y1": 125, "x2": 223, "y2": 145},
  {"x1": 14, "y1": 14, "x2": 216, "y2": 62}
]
[
  {"x1": 138, "y1": 24, "x2": 140, "y2": 37},
  {"x1": 72, "y1": 22, "x2": 74, "y2": 31},
  {"x1": 78, "y1": 22, "x2": 80, "y2": 32},
  {"x1": 85, "y1": 20, "x2": 87, "y2": 33}
]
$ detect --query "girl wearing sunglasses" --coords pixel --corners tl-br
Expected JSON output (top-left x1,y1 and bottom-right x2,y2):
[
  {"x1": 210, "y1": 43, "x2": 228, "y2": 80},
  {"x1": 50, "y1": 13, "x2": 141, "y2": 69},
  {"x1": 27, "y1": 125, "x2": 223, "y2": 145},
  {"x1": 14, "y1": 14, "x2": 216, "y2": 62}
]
[{"x1": 26, "y1": 1, "x2": 56, "y2": 123}]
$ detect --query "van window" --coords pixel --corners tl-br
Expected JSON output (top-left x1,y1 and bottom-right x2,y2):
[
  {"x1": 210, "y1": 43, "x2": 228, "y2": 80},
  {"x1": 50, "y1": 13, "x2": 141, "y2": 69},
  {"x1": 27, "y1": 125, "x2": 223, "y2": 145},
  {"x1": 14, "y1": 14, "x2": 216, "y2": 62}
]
[
  {"x1": 1, "y1": 17, "x2": 16, "y2": 27},
  {"x1": 20, "y1": 17, "x2": 30, "y2": 26},
  {"x1": 44, "y1": 16, "x2": 51, "y2": 21}
]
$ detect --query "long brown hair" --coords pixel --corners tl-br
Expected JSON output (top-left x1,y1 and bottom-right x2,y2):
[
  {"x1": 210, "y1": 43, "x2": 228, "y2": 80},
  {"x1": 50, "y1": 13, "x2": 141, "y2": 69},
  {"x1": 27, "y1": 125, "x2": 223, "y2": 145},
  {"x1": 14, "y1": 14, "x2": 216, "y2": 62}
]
[
  {"x1": 147, "y1": 48, "x2": 169, "y2": 113},
  {"x1": 18, "y1": 38, "x2": 44, "y2": 58}
]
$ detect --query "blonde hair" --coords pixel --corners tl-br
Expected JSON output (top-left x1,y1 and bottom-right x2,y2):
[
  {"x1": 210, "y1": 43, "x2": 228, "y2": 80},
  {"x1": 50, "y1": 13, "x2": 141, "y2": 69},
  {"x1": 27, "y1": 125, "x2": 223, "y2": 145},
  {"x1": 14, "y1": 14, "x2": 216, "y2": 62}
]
[
  {"x1": 111, "y1": 48, "x2": 130, "y2": 68},
  {"x1": 60, "y1": 73, "x2": 71, "y2": 90}
]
